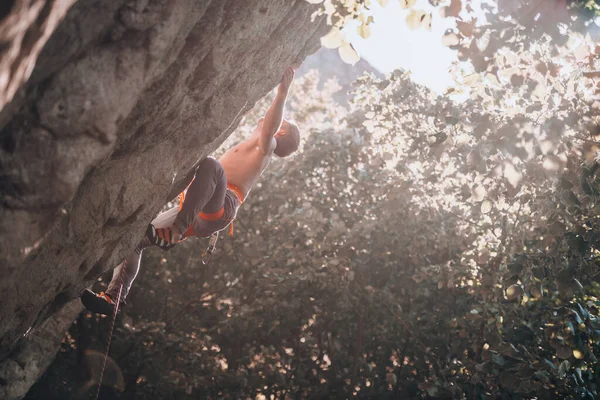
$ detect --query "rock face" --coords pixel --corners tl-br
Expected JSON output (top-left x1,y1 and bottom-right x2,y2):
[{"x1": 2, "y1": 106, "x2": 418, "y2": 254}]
[
  {"x1": 0, "y1": 0, "x2": 76, "y2": 113},
  {"x1": 0, "y1": 0, "x2": 326, "y2": 371},
  {"x1": 0, "y1": 300, "x2": 82, "y2": 400}
]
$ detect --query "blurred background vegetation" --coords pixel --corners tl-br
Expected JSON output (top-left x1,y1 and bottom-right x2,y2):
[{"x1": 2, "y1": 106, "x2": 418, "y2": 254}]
[{"x1": 25, "y1": 0, "x2": 600, "y2": 398}]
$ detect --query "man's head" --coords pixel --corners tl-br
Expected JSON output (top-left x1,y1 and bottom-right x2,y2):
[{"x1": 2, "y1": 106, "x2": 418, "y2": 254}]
[{"x1": 273, "y1": 119, "x2": 300, "y2": 157}]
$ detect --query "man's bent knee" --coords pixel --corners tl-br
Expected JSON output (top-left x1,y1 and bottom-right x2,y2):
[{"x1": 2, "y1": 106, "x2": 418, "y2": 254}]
[{"x1": 197, "y1": 156, "x2": 224, "y2": 176}]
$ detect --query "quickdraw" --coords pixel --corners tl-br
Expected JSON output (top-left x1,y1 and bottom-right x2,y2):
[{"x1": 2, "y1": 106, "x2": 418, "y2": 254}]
[{"x1": 201, "y1": 231, "x2": 220, "y2": 265}]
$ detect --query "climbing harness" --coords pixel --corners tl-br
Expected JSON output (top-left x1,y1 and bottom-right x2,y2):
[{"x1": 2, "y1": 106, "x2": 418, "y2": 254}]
[
  {"x1": 201, "y1": 231, "x2": 220, "y2": 265},
  {"x1": 94, "y1": 262, "x2": 127, "y2": 400}
]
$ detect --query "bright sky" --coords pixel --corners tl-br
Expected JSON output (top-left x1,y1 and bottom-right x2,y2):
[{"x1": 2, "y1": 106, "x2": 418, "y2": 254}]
[{"x1": 344, "y1": 1, "x2": 459, "y2": 94}]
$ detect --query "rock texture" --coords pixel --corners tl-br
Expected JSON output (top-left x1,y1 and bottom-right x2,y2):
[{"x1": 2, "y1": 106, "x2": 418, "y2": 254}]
[
  {"x1": 0, "y1": 0, "x2": 326, "y2": 376},
  {"x1": 0, "y1": 0, "x2": 76, "y2": 113},
  {"x1": 0, "y1": 300, "x2": 82, "y2": 400}
]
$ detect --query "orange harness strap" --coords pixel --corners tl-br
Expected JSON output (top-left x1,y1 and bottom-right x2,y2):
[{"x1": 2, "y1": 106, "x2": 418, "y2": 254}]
[
  {"x1": 199, "y1": 207, "x2": 225, "y2": 220},
  {"x1": 183, "y1": 225, "x2": 195, "y2": 238},
  {"x1": 178, "y1": 183, "x2": 245, "y2": 237},
  {"x1": 226, "y1": 183, "x2": 245, "y2": 204}
]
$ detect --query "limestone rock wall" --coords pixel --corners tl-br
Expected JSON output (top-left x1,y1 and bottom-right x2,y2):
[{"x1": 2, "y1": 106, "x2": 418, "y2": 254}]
[
  {"x1": 0, "y1": 0, "x2": 76, "y2": 113},
  {"x1": 0, "y1": 300, "x2": 82, "y2": 400},
  {"x1": 0, "y1": 0, "x2": 326, "y2": 367}
]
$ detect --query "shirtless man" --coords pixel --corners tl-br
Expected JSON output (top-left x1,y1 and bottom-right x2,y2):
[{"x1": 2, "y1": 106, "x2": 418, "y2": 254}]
[{"x1": 82, "y1": 67, "x2": 300, "y2": 315}]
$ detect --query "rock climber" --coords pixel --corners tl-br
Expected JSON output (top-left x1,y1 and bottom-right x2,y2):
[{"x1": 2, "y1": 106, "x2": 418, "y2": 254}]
[{"x1": 81, "y1": 67, "x2": 300, "y2": 315}]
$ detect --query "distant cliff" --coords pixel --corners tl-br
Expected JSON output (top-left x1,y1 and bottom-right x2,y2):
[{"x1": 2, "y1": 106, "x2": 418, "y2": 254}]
[{"x1": 296, "y1": 47, "x2": 382, "y2": 104}]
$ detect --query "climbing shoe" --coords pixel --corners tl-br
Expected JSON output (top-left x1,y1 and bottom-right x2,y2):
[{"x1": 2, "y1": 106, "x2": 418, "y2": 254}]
[
  {"x1": 81, "y1": 289, "x2": 116, "y2": 316},
  {"x1": 146, "y1": 224, "x2": 177, "y2": 250}
]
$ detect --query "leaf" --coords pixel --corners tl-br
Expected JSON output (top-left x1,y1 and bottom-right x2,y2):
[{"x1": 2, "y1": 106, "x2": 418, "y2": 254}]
[
  {"x1": 358, "y1": 23, "x2": 371, "y2": 39},
  {"x1": 406, "y1": 9, "x2": 428, "y2": 30},
  {"x1": 463, "y1": 73, "x2": 480, "y2": 87},
  {"x1": 475, "y1": 362, "x2": 490, "y2": 372},
  {"x1": 510, "y1": 74, "x2": 524, "y2": 86},
  {"x1": 338, "y1": 42, "x2": 360, "y2": 65},
  {"x1": 577, "y1": 303, "x2": 589, "y2": 320},
  {"x1": 485, "y1": 73, "x2": 501, "y2": 88},
  {"x1": 558, "y1": 360, "x2": 571, "y2": 378},
  {"x1": 456, "y1": 20, "x2": 474, "y2": 37},
  {"x1": 536, "y1": 62, "x2": 548, "y2": 75},
  {"x1": 418, "y1": 382, "x2": 439, "y2": 397},
  {"x1": 529, "y1": 284, "x2": 543, "y2": 299},
  {"x1": 556, "y1": 344, "x2": 572, "y2": 360},
  {"x1": 575, "y1": 367, "x2": 584, "y2": 384},
  {"x1": 467, "y1": 150, "x2": 483, "y2": 171},
  {"x1": 442, "y1": 32, "x2": 460, "y2": 46},
  {"x1": 505, "y1": 284, "x2": 523, "y2": 300},
  {"x1": 534, "y1": 370, "x2": 550, "y2": 383},
  {"x1": 386, "y1": 372, "x2": 397, "y2": 385},
  {"x1": 508, "y1": 262, "x2": 523, "y2": 273},
  {"x1": 503, "y1": 161, "x2": 522, "y2": 188},
  {"x1": 481, "y1": 199, "x2": 492, "y2": 214},
  {"x1": 571, "y1": 309, "x2": 583, "y2": 325},
  {"x1": 472, "y1": 185, "x2": 486, "y2": 202},
  {"x1": 532, "y1": 81, "x2": 547, "y2": 100},
  {"x1": 560, "y1": 190, "x2": 580, "y2": 207},
  {"x1": 544, "y1": 358, "x2": 557, "y2": 370},
  {"x1": 543, "y1": 155, "x2": 565, "y2": 173},
  {"x1": 565, "y1": 321, "x2": 575, "y2": 335},
  {"x1": 421, "y1": 13, "x2": 432, "y2": 30},
  {"x1": 446, "y1": 0, "x2": 462, "y2": 17},
  {"x1": 321, "y1": 28, "x2": 344, "y2": 49},
  {"x1": 492, "y1": 354, "x2": 505, "y2": 366}
]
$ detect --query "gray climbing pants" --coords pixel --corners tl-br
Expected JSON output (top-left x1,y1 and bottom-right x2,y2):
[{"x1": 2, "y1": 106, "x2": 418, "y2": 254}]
[{"x1": 106, "y1": 157, "x2": 242, "y2": 301}]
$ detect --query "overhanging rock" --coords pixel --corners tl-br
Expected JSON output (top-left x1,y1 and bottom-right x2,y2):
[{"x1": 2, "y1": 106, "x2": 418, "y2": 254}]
[{"x1": 0, "y1": 0, "x2": 326, "y2": 363}]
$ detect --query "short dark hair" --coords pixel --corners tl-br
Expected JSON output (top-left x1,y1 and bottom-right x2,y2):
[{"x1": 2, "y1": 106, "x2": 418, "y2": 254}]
[{"x1": 274, "y1": 121, "x2": 300, "y2": 158}]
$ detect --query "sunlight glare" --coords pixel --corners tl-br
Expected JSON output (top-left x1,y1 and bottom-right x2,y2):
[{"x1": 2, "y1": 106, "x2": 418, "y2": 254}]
[{"x1": 344, "y1": 0, "x2": 457, "y2": 94}]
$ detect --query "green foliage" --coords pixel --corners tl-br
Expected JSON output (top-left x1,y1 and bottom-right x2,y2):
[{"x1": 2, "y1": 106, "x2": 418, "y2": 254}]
[
  {"x1": 308, "y1": 0, "x2": 600, "y2": 69},
  {"x1": 30, "y1": 2, "x2": 600, "y2": 399}
]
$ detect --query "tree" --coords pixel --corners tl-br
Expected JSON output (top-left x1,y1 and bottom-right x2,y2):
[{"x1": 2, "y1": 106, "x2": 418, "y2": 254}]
[{"x1": 27, "y1": 1, "x2": 600, "y2": 398}]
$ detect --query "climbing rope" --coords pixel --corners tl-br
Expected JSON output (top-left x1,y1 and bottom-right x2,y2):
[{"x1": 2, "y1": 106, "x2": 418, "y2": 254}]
[
  {"x1": 92, "y1": 223, "x2": 221, "y2": 398},
  {"x1": 94, "y1": 262, "x2": 127, "y2": 400}
]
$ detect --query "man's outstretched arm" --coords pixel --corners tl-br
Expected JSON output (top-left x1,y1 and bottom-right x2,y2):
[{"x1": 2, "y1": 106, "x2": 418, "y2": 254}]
[{"x1": 259, "y1": 67, "x2": 294, "y2": 154}]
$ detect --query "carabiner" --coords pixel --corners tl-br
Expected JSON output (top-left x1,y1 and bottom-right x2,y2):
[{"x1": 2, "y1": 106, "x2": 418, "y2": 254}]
[
  {"x1": 201, "y1": 231, "x2": 219, "y2": 265},
  {"x1": 201, "y1": 250, "x2": 212, "y2": 265}
]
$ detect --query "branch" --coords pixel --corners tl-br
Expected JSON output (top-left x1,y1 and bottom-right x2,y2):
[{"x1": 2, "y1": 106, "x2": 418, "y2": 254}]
[
  {"x1": 448, "y1": 210, "x2": 482, "y2": 229},
  {"x1": 583, "y1": 71, "x2": 600, "y2": 78},
  {"x1": 574, "y1": 136, "x2": 600, "y2": 145}
]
